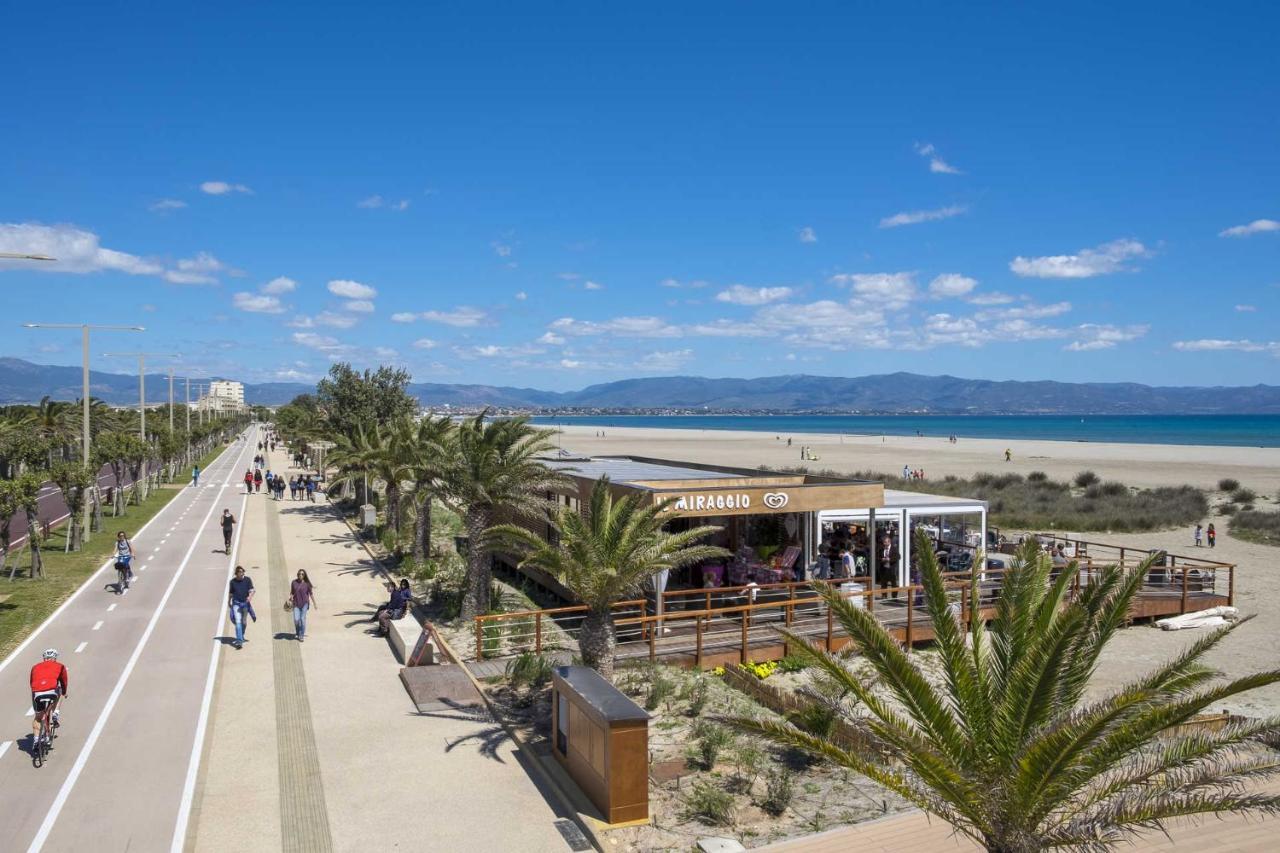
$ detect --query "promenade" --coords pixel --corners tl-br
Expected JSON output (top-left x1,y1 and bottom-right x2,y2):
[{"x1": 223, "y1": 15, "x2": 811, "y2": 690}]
[{"x1": 187, "y1": 441, "x2": 572, "y2": 852}]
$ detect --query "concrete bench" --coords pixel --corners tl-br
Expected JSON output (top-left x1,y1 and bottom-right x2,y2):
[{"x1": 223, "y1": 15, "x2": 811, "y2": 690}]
[{"x1": 386, "y1": 610, "x2": 435, "y2": 666}]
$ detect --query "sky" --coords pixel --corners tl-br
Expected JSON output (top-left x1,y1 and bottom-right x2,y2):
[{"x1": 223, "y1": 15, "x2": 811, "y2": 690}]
[{"x1": 1, "y1": 2, "x2": 1277, "y2": 392}]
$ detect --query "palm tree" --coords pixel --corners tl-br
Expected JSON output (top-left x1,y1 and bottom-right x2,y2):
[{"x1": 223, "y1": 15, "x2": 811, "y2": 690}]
[
  {"x1": 437, "y1": 412, "x2": 565, "y2": 620},
  {"x1": 492, "y1": 477, "x2": 727, "y2": 678},
  {"x1": 327, "y1": 425, "x2": 380, "y2": 508},
  {"x1": 26, "y1": 396, "x2": 77, "y2": 467},
  {"x1": 393, "y1": 414, "x2": 454, "y2": 563},
  {"x1": 732, "y1": 534, "x2": 1280, "y2": 852}
]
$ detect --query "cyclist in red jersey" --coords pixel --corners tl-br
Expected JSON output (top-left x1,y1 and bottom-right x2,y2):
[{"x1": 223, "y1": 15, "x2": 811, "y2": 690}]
[{"x1": 30, "y1": 649, "x2": 68, "y2": 746}]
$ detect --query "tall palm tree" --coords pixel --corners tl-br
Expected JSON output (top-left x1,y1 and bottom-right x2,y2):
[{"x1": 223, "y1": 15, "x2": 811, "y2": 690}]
[
  {"x1": 732, "y1": 534, "x2": 1280, "y2": 852},
  {"x1": 492, "y1": 477, "x2": 727, "y2": 678},
  {"x1": 26, "y1": 396, "x2": 77, "y2": 467},
  {"x1": 437, "y1": 412, "x2": 565, "y2": 620},
  {"x1": 393, "y1": 414, "x2": 454, "y2": 563}
]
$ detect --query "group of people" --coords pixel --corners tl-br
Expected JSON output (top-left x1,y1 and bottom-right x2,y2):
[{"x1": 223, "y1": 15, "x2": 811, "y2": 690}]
[
  {"x1": 901, "y1": 465, "x2": 926, "y2": 480},
  {"x1": 225, "y1": 564, "x2": 318, "y2": 649},
  {"x1": 242, "y1": 468, "x2": 317, "y2": 500},
  {"x1": 1193, "y1": 523, "x2": 1217, "y2": 548}
]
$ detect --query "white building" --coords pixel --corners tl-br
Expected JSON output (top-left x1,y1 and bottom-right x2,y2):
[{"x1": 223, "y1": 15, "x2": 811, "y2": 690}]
[{"x1": 195, "y1": 379, "x2": 246, "y2": 413}]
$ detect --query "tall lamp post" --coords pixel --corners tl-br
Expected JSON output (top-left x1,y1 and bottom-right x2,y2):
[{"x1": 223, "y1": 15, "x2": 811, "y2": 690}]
[
  {"x1": 102, "y1": 351, "x2": 181, "y2": 440},
  {"x1": 22, "y1": 322, "x2": 145, "y2": 543}
]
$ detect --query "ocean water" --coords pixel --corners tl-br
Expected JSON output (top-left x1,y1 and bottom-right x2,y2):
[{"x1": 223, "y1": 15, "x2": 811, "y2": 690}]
[{"x1": 531, "y1": 414, "x2": 1280, "y2": 448}]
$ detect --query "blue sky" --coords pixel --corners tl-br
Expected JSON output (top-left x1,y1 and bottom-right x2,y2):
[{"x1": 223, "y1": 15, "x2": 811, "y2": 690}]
[{"x1": 1, "y1": 2, "x2": 1277, "y2": 391}]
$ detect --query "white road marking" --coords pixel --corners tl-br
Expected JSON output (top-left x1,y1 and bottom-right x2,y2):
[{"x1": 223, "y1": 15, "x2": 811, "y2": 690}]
[
  {"x1": 26, "y1": 429, "x2": 256, "y2": 853},
  {"x1": 0, "y1": 740, "x2": 10, "y2": 760},
  {"x1": 25, "y1": 707, "x2": 35, "y2": 717},
  {"x1": 107, "y1": 603, "x2": 117, "y2": 612},
  {"x1": 92, "y1": 621, "x2": 103, "y2": 631},
  {"x1": 171, "y1": 434, "x2": 255, "y2": 852},
  {"x1": 74, "y1": 642, "x2": 87, "y2": 653}
]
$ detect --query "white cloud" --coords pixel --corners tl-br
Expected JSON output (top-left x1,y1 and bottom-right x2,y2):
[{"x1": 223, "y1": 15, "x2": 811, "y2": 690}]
[
  {"x1": 327, "y1": 279, "x2": 377, "y2": 299},
  {"x1": 927, "y1": 273, "x2": 977, "y2": 298},
  {"x1": 659, "y1": 278, "x2": 708, "y2": 289},
  {"x1": 1010, "y1": 239, "x2": 1149, "y2": 279},
  {"x1": 688, "y1": 319, "x2": 771, "y2": 338},
  {"x1": 0, "y1": 222, "x2": 166, "y2": 276},
  {"x1": 636, "y1": 349, "x2": 694, "y2": 371},
  {"x1": 1219, "y1": 219, "x2": 1279, "y2": 238},
  {"x1": 288, "y1": 311, "x2": 357, "y2": 329},
  {"x1": 258, "y1": 276, "x2": 295, "y2": 296},
  {"x1": 344, "y1": 299, "x2": 375, "y2": 313},
  {"x1": 232, "y1": 292, "x2": 285, "y2": 314},
  {"x1": 1064, "y1": 324, "x2": 1149, "y2": 351},
  {"x1": 411, "y1": 338, "x2": 438, "y2": 349},
  {"x1": 163, "y1": 251, "x2": 227, "y2": 285},
  {"x1": 558, "y1": 272, "x2": 581, "y2": 281},
  {"x1": 515, "y1": 291, "x2": 528, "y2": 301},
  {"x1": 374, "y1": 346, "x2": 398, "y2": 359},
  {"x1": 391, "y1": 199, "x2": 410, "y2": 211},
  {"x1": 291, "y1": 332, "x2": 349, "y2": 352},
  {"x1": 914, "y1": 142, "x2": 961, "y2": 174},
  {"x1": 583, "y1": 281, "x2": 604, "y2": 291},
  {"x1": 978, "y1": 301, "x2": 1072, "y2": 322},
  {"x1": 149, "y1": 199, "x2": 187, "y2": 212},
  {"x1": 491, "y1": 242, "x2": 513, "y2": 258},
  {"x1": 798, "y1": 226, "x2": 817, "y2": 243},
  {"x1": 1172, "y1": 339, "x2": 1280, "y2": 353},
  {"x1": 357, "y1": 194, "x2": 384, "y2": 209},
  {"x1": 830, "y1": 272, "x2": 918, "y2": 308},
  {"x1": 460, "y1": 343, "x2": 545, "y2": 359},
  {"x1": 390, "y1": 312, "x2": 417, "y2": 323},
  {"x1": 879, "y1": 205, "x2": 968, "y2": 229},
  {"x1": 200, "y1": 181, "x2": 252, "y2": 195},
  {"x1": 549, "y1": 316, "x2": 682, "y2": 338},
  {"x1": 1235, "y1": 304, "x2": 1257, "y2": 312},
  {"x1": 420, "y1": 306, "x2": 488, "y2": 327},
  {"x1": 967, "y1": 291, "x2": 1016, "y2": 305},
  {"x1": 559, "y1": 359, "x2": 583, "y2": 369},
  {"x1": 715, "y1": 285, "x2": 795, "y2": 306},
  {"x1": 537, "y1": 332, "x2": 566, "y2": 345}
]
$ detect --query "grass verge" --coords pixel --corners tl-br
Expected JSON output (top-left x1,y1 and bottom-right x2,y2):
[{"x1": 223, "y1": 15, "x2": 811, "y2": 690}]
[
  {"x1": 1230, "y1": 510, "x2": 1280, "y2": 547},
  {"x1": 0, "y1": 444, "x2": 227, "y2": 660}
]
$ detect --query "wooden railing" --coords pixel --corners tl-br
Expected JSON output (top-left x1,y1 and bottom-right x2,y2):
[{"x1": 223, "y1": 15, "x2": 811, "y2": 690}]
[{"x1": 472, "y1": 557, "x2": 1234, "y2": 661}]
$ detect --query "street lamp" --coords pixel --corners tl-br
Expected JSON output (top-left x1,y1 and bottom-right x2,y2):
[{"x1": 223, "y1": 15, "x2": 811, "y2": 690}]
[
  {"x1": 101, "y1": 351, "x2": 181, "y2": 440},
  {"x1": 22, "y1": 322, "x2": 145, "y2": 543}
]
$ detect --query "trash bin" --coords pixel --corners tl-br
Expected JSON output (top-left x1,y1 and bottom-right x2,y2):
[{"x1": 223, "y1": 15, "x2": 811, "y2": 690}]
[{"x1": 359, "y1": 503, "x2": 377, "y2": 528}]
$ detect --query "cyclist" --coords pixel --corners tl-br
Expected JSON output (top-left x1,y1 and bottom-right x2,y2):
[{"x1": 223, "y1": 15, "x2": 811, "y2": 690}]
[
  {"x1": 219, "y1": 509, "x2": 237, "y2": 553},
  {"x1": 30, "y1": 649, "x2": 68, "y2": 747},
  {"x1": 115, "y1": 530, "x2": 134, "y2": 590}
]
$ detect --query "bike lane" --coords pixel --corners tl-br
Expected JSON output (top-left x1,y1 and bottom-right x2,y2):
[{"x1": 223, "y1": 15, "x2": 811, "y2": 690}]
[{"x1": 0, "y1": 427, "x2": 258, "y2": 852}]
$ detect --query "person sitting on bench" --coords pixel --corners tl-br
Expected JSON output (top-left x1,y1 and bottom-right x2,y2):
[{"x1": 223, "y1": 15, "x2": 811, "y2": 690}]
[{"x1": 373, "y1": 578, "x2": 414, "y2": 636}]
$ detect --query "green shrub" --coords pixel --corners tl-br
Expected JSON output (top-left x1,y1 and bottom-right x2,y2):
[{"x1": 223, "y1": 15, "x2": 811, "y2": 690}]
[
  {"x1": 1231, "y1": 487, "x2": 1257, "y2": 504},
  {"x1": 1027, "y1": 470, "x2": 1048, "y2": 483},
  {"x1": 777, "y1": 655, "x2": 811, "y2": 674},
  {"x1": 1099, "y1": 481, "x2": 1128, "y2": 497},
  {"x1": 686, "y1": 677, "x2": 710, "y2": 717},
  {"x1": 645, "y1": 670, "x2": 676, "y2": 711},
  {"x1": 505, "y1": 651, "x2": 555, "y2": 690},
  {"x1": 1218, "y1": 478, "x2": 1240, "y2": 492},
  {"x1": 1221, "y1": 503, "x2": 1238, "y2": 516},
  {"x1": 788, "y1": 702, "x2": 838, "y2": 739},
  {"x1": 1231, "y1": 509, "x2": 1280, "y2": 546},
  {"x1": 683, "y1": 780, "x2": 735, "y2": 826},
  {"x1": 692, "y1": 720, "x2": 735, "y2": 769},
  {"x1": 480, "y1": 618, "x2": 502, "y2": 659},
  {"x1": 730, "y1": 742, "x2": 764, "y2": 792},
  {"x1": 1074, "y1": 470, "x2": 1100, "y2": 488},
  {"x1": 760, "y1": 768, "x2": 795, "y2": 816}
]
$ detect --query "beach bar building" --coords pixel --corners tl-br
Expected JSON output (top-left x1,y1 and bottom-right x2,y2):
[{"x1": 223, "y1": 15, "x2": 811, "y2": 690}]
[{"x1": 526, "y1": 454, "x2": 989, "y2": 594}]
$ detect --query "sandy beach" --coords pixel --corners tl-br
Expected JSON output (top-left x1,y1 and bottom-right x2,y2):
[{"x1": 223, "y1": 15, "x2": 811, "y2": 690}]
[{"x1": 557, "y1": 424, "x2": 1280, "y2": 715}]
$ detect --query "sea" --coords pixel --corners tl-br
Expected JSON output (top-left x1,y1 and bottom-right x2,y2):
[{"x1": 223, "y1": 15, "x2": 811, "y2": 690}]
[{"x1": 530, "y1": 414, "x2": 1280, "y2": 448}]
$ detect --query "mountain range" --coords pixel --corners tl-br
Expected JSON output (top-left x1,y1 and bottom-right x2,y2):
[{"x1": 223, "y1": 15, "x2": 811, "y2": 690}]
[{"x1": 2, "y1": 358, "x2": 1278, "y2": 414}]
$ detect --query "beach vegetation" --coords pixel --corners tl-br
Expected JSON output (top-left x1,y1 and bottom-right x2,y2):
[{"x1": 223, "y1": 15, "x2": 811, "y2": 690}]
[
  {"x1": 729, "y1": 534, "x2": 1280, "y2": 853},
  {"x1": 1230, "y1": 487, "x2": 1256, "y2": 504},
  {"x1": 837, "y1": 469, "x2": 1207, "y2": 532},
  {"x1": 683, "y1": 780, "x2": 735, "y2": 826},
  {"x1": 1073, "y1": 470, "x2": 1100, "y2": 488},
  {"x1": 491, "y1": 476, "x2": 727, "y2": 678},
  {"x1": 1217, "y1": 478, "x2": 1240, "y2": 492},
  {"x1": 1230, "y1": 510, "x2": 1280, "y2": 547}
]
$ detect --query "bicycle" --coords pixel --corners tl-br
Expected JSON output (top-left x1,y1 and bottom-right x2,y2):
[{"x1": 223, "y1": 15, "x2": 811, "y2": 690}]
[
  {"x1": 116, "y1": 558, "x2": 131, "y2": 595},
  {"x1": 32, "y1": 703, "x2": 57, "y2": 767}
]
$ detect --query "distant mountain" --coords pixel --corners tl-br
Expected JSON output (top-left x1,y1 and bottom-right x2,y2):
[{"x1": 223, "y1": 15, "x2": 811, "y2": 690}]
[{"x1": 3, "y1": 358, "x2": 1279, "y2": 413}]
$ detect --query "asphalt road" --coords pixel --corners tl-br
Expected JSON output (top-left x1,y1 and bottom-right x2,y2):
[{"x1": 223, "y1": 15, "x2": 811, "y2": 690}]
[
  {"x1": 0, "y1": 426, "x2": 259, "y2": 853},
  {"x1": 7, "y1": 463, "x2": 145, "y2": 549}
]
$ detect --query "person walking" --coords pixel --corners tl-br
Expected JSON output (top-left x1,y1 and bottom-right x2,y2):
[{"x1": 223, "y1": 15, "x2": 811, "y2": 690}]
[
  {"x1": 219, "y1": 509, "x2": 236, "y2": 553},
  {"x1": 253, "y1": 468, "x2": 263, "y2": 493},
  {"x1": 305, "y1": 476, "x2": 316, "y2": 502},
  {"x1": 191, "y1": 464, "x2": 200, "y2": 487},
  {"x1": 289, "y1": 570, "x2": 317, "y2": 642},
  {"x1": 228, "y1": 565, "x2": 255, "y2": 650},
  {"x1": 243, "y1": 469, "x2": 254, "y2": 494},
  {"x1": 1207, "y1": 523, "x2": 1216, "y2": 548},
  {"x1": 1194, "y1": 523, "x2": 1203, "y2": 547},
  {"x1": 1004, "y1": 448, "x2": 1012, "y2": 462}
]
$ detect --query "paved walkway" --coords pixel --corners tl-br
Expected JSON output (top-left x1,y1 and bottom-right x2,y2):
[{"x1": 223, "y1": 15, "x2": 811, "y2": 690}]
[{"x1": 190, "y1": 442, "x2": 574, "y2": 852}]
